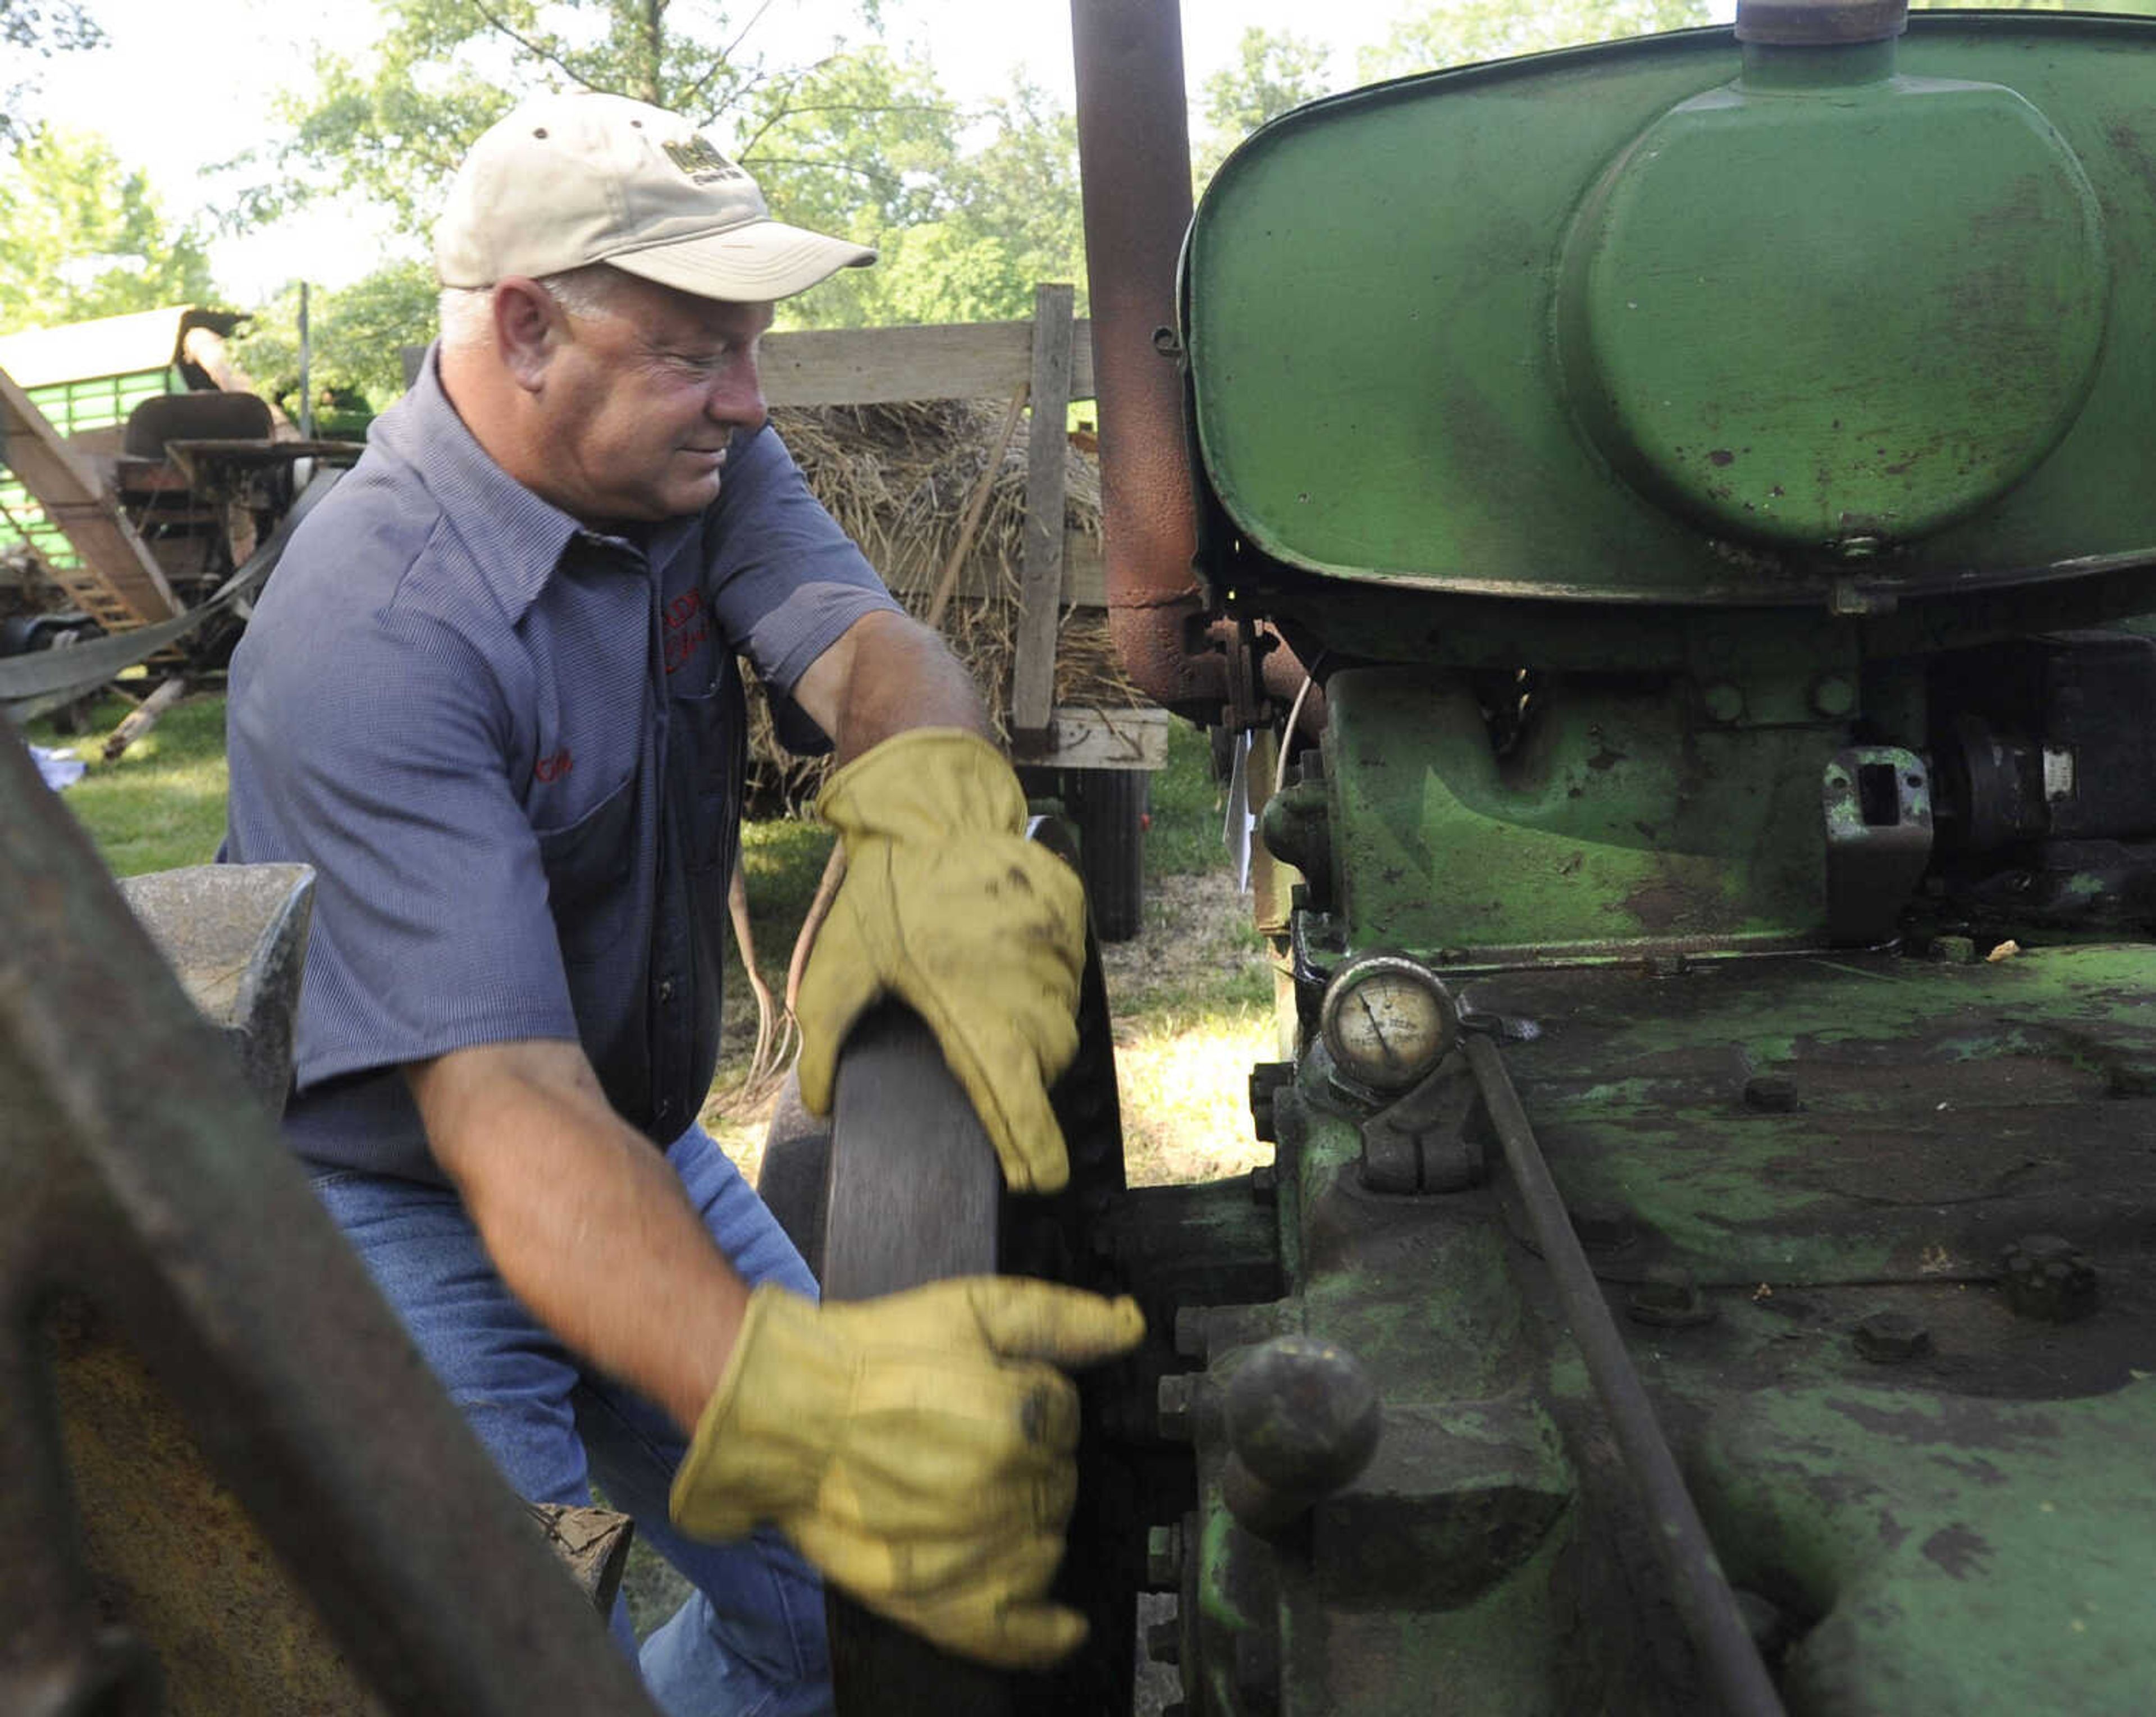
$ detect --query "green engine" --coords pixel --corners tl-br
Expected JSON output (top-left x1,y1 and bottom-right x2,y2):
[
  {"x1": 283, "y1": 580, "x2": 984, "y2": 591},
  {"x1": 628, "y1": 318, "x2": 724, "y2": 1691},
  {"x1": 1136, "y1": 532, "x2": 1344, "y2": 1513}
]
[{"x1": 1083, "y1": 3, "x2": 2156, "y2": 1713}]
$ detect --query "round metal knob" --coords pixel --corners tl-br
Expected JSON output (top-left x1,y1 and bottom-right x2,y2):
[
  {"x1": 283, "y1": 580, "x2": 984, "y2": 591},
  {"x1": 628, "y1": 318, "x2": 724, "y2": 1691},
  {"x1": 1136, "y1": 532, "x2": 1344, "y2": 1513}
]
[{"x1": 1221, "y1": 1336, "x2": 1381, "y2": 1536}]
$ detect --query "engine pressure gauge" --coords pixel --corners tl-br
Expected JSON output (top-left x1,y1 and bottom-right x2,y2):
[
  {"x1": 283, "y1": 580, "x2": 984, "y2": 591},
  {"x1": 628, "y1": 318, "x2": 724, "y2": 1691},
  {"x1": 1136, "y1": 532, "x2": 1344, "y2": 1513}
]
[{"x1": 1318, "y1": 952, "x2": 1459, "y2": 1095}]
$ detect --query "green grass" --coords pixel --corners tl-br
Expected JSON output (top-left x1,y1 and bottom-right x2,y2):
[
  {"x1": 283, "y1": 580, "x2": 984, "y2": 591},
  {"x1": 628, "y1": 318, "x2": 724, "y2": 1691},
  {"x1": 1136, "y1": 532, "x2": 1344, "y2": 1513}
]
[
  {"x1": 24, "y1": 689, "x2": 231, "y2": 876},
  {"x1": 1146, "y1": 718, "x2": 1234, "y2": 879}
]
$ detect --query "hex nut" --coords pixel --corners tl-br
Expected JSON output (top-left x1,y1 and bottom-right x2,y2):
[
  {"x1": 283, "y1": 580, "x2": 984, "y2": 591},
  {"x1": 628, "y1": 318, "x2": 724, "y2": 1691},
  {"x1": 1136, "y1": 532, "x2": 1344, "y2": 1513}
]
[
  {"x1": 2001, "y1": 1235, "x2": 2098, "y2": 1322},
  {"x1": 1146, "y1": 1522, "x2": 1185, "y2": 1590},
  {"x1": 1627, "y1": 1266, "x2": 1716, "y2": 1329},
  {"x1": 1157, "y1": 1373, "x2": 1196, "y2": 1442},
  {"x1": 1743, "y1": 1073, "x2": 1801, "y2": 1113},
  {"x1": 1570, "y1": 1201, "x2": 1637, "y2": 1253},
  {"x1": 1811, "y1": 675, "x2": 1858, "y2": 719},
  {"x1": 1853, "y1": 1310, "x2": 1931, "y2": 1363}
]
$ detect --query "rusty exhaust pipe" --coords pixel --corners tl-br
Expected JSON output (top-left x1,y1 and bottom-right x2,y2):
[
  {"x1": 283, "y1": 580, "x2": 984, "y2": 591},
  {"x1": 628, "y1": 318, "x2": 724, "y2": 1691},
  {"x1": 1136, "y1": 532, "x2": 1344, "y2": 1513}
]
[{"x1": 1070, "y1": 0, "x2": 1226, "y2": 720}]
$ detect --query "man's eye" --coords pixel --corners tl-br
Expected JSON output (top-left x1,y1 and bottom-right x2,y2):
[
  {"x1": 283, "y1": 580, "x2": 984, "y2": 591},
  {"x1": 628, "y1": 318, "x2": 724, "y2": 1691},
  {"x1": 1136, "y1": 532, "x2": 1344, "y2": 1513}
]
[{"x1": 668, "y1": 347, "x2": 751, "y2": 376}]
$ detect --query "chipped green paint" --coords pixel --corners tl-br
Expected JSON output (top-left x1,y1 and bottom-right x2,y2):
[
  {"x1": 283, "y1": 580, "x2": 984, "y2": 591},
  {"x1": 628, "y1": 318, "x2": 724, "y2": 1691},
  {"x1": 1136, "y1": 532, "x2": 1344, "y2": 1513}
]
[
  {"x1": 1463, "y1": 946, "x2": 2156, "y2": 1283},
  {"x1": 1691, "y1": 1381, "x2": 2156, "y2": 1715},
  {"x1": 1186, "y1": 14, "x2": 2156, "y2": 609},
  {"x1": 1324, "y1": 669, "x2": 1836, "y2": 957}
]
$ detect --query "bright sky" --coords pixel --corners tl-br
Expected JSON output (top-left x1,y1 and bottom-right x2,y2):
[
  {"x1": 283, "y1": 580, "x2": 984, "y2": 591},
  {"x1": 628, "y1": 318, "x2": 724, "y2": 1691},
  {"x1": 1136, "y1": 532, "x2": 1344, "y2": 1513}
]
[{"x1": 26, "y1": 0, "x2": 1436, "y2": 303}]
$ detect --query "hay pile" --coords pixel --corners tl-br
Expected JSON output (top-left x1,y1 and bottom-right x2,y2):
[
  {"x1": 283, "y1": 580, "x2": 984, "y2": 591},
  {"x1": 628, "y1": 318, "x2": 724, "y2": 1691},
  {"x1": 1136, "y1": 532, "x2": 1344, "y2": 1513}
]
[{"x1": 748, "y1": 400, "x2": 1144, "y2": 811}]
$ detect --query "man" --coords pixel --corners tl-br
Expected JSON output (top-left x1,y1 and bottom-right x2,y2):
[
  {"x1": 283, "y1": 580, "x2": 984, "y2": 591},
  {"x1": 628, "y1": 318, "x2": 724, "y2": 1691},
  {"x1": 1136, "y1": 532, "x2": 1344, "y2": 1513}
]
[{"x1": 223, "y1": 91, "x2": 1141, "y2": 1717}]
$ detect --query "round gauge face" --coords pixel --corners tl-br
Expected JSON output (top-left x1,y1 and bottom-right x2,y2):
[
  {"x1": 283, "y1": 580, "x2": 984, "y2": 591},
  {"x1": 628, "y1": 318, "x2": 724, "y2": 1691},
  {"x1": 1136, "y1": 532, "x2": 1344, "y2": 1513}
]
[{"x1": 1319, "y1": 955, "x2": 1456, "y2": 1094}]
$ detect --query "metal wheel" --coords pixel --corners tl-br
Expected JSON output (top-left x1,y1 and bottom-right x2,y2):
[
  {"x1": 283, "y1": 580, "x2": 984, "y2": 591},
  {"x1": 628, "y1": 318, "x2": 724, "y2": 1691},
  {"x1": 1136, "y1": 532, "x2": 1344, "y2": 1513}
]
[{"x1": 820, "y1": 816, "x2": 1142, "y2": 1716}]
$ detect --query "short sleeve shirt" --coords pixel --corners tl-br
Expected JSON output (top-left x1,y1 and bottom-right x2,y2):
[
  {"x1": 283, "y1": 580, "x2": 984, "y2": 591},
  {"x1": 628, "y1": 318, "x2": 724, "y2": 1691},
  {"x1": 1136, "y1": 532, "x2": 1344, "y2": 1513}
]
[{"x1": 222, "y1": 346, "x2": 901, "y2": 1184}]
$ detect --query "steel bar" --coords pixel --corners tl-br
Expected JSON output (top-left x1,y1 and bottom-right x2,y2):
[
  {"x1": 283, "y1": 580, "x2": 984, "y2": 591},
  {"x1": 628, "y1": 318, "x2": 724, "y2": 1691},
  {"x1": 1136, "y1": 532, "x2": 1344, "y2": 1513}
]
[{"x1": 1464, "y1": 1032, "x2": 1788, "y2": 1717}]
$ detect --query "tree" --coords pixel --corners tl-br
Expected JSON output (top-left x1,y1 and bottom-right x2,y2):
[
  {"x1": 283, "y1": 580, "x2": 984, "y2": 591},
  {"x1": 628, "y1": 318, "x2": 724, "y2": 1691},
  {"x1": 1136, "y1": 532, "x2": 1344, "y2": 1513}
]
[
  {"x1": 2, "y1": 0, "x2": 102, "y2": 147},
  {"x1": 1360, "y1": 0, "x2": 1709, "y2": 79},
  {"x1": 808, "y1": 79, "x2": 1089, "y2": 328},
  {"x1": 0, "y1": 127, "x2": 218, "y2": 334},
  {"x1": 1194, "y1": 27, "x2": 1337, "y2": 188},
  {"x1": 230, "y1": 262, "x2": 439, "y2": 419},
  {"x1": 266, "y1": 0, "x2": 954, "y2": 255}
]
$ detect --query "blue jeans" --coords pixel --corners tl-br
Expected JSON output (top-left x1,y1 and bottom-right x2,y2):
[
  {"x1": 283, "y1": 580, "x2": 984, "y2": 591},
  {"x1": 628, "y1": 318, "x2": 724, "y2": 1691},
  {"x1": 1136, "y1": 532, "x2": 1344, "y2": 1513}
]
[{"x1": 313, "y1": 1125, "x2": 832, "y2": 1717}]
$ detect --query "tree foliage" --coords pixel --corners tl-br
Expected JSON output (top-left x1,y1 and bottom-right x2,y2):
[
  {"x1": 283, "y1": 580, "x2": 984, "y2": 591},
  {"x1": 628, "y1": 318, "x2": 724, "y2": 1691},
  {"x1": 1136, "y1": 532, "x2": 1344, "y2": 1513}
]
[
  {"x1": 1, "y1": 0, "x2": 103, "y2": 147},
  {"x1": 0, "y1": 127, "x2": 217, "y2": 334},
  {"x1": 254, "y1": 0, "x2": 1098, "y2": 359},
  {"x1": 1194, "y1": 26, "x2": 1337, "y2": 186},
  {"x1": 268, "y1": 0, "x2": 952, "y2": 249},
  {"x1": 1360, "y1": 0, "x2": 1709, "y2": 79},
  {"x1": 231, "y1": 262, "x2": 439, "y2": 417},
  {"x1": 809, "y1": 79, "x2": 1088, "y2": 327}
]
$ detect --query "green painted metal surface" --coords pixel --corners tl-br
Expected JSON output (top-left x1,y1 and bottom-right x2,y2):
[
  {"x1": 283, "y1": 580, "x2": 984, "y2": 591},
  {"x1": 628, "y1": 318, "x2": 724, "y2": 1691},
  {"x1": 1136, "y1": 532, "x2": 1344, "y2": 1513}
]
[
  {"x1": 1321, "y1": 667, "x2": 1837, "y2": 957},
  {"x1": 1558, "y1": 43, "x2": 2107, "y2": 550},
  {"x1": 1693, "y1": 1382, "x2": 2156, "y2": 1715},
  {"x1": 1459, "y1": 945, "x2": 2156, "y2": 1284},
  {"x1": 1184, "y1": 14, "x2": 2156, "y2": 606}
]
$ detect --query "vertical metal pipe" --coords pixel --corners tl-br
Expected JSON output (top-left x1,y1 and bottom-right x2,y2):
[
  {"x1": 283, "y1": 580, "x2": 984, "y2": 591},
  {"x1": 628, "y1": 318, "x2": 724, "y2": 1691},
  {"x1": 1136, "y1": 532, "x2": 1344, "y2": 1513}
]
[
  {"x1": 1464, "y1": 1033, "x2": 1788, "y2": 1717},
  {"x1": 1069, "y1": 0, "x2": 1222, "y2": 718}
]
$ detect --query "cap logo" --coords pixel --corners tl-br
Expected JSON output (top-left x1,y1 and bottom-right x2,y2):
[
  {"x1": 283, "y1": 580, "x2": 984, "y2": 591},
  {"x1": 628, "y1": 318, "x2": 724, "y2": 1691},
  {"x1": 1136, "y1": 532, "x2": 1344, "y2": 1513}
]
[{"x1": 662, "y1": 135, "x2": 750, "y2": 186}]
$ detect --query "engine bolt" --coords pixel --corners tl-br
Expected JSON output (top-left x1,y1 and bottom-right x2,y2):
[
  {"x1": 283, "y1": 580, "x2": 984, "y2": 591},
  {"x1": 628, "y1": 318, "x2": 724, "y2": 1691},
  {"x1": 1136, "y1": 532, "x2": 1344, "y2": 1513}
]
[
  {"x1": 1811, "y1": 675, "x2": 1857, "y2": 719},
  {"x1": 1627, "y1": 1265, "x2": 1716, "y2": 1328},
  {"x1": 1743, "y1": 1073, "x2": 1801, "y2": 1113},
  {"x1": 2001, "y1": 1235, "x2": 2098, "y2": 1322},
  {"x1": 1569, "y1": 1202, "x2": 1636, "y2": 1253},
  {"x1": 1157, "y1": 1373, "x2": 1196, "y2": 1442},
  {"x1": 1853, "y1": 1310, "x2": 1931, "y2": 1363},
  {"x1": 1146, "y1": 1522, "x2": 1185, "y2": 1589}
]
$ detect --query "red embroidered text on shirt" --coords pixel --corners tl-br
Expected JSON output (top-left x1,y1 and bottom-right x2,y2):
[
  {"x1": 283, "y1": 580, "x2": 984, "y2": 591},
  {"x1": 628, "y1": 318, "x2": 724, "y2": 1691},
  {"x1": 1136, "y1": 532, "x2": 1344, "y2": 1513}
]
[
  {"x1": 664, "y1": 588, "x2": 711, "y2": 675},
  {"x1": 534, "y1": 749, "x2": 573, "y2": 783}
]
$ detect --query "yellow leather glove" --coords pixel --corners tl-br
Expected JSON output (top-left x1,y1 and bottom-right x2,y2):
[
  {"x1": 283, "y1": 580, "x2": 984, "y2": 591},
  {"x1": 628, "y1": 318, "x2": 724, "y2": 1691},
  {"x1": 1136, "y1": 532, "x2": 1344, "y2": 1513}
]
[
  {"x1": 670, "y1": 1278, "x2": 1145, "y2": 1668},
  {"x1": 797, "y1": 728, "x2": 1087, "y2": 1194}
]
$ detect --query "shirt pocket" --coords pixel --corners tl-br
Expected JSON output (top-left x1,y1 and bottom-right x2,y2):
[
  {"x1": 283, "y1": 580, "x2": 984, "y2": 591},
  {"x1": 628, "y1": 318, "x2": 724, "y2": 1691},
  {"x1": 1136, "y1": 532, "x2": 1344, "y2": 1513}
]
[
  {"x1": 535, "y1": 773, "x2": 637, "y2": 964},
  {"x1": 668, "y1": 664, "x2": 747, "y2": 879}
]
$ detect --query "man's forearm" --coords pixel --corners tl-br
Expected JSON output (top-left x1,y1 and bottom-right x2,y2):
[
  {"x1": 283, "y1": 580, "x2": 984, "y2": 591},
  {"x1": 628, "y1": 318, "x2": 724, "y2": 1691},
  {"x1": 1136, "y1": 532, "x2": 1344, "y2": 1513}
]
[
  {"x1": 798, "y1": 610, "x2": 989, "y2": 763},
  {"x1": 408, "y1": 1042, "x2": 748, "y2": 1433}
]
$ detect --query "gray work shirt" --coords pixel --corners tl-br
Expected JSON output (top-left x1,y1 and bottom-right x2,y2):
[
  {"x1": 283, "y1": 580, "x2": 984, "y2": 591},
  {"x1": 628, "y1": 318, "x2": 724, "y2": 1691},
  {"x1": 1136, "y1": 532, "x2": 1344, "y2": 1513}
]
[{"x1": 223, "y1": 348, "x2": 899, "y2": 1184}]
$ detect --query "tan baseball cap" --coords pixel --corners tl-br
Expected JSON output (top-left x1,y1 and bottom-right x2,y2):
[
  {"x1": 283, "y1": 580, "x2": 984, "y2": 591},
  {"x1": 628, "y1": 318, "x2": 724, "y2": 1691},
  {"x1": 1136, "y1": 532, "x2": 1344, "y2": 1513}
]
[{"x1": 435, "y1": 92, "x2": 875, "y2": 302}]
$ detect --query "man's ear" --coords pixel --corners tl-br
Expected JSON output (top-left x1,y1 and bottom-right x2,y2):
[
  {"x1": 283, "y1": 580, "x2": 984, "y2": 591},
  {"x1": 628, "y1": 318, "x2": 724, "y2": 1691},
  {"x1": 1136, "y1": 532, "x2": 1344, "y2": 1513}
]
[{"x1": 492, "y1": 278, "x2": 563, "y2": 394}]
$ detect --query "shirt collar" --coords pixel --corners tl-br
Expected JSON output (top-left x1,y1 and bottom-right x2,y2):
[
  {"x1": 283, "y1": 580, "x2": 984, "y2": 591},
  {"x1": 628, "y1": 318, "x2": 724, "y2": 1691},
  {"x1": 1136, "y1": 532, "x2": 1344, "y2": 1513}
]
[{"x1": 374, "y1": 343, "x2": 599, "y2": 620}]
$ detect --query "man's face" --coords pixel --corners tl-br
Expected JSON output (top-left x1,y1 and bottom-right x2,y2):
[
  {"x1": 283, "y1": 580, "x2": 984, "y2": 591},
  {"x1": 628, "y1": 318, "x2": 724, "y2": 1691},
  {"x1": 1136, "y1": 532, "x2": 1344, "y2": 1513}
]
[{"x1": 537, "y1": 273, "x2": 774, "y2": 526}]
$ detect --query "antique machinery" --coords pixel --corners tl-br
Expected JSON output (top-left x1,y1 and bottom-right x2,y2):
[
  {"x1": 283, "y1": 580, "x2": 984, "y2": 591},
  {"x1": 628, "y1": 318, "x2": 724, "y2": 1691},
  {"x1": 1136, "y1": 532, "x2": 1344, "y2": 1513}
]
[
  {"x1": 11, "y1": 3, "x2": 2156, "y2": 1711},
  {"x1": 1054, "y1": 0, "x2": 2156, "y2": 1712}
]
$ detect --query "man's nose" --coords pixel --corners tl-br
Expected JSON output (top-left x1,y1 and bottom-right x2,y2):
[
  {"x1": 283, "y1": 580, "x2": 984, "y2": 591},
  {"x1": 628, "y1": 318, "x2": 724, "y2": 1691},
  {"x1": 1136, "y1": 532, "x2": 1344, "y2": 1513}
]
[{"x1": 708, "y1": 359, "x2": 767, "y2": 433}]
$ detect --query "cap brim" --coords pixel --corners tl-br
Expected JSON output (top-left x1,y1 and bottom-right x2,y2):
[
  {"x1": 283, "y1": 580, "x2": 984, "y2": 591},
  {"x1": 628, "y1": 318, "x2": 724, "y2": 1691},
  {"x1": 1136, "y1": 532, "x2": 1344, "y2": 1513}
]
[{"x1": 606, "y1": 220, "x2": 876, "y2": 304}]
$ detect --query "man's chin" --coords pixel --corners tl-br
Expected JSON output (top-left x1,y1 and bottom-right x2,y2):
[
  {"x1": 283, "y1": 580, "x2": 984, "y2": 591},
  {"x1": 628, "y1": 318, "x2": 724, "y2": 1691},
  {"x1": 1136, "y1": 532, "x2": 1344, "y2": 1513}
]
[{"x1": 659, "y1": 472, "x2": 725, "y2": 517}]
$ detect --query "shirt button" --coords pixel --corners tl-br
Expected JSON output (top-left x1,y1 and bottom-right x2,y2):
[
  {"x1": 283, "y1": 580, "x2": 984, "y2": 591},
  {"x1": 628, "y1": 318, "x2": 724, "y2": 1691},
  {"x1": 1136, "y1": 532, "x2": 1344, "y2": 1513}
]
[{"x1": 657, "y1": 979, "x2": 676, "y2": 1004}]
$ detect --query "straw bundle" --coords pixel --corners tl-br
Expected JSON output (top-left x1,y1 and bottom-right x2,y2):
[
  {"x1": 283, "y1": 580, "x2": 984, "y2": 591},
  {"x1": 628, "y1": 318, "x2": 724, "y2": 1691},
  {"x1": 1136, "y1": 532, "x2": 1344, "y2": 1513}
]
[{"x1": 745, "y1": 399, "x2": 1144, "y2": 812}]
